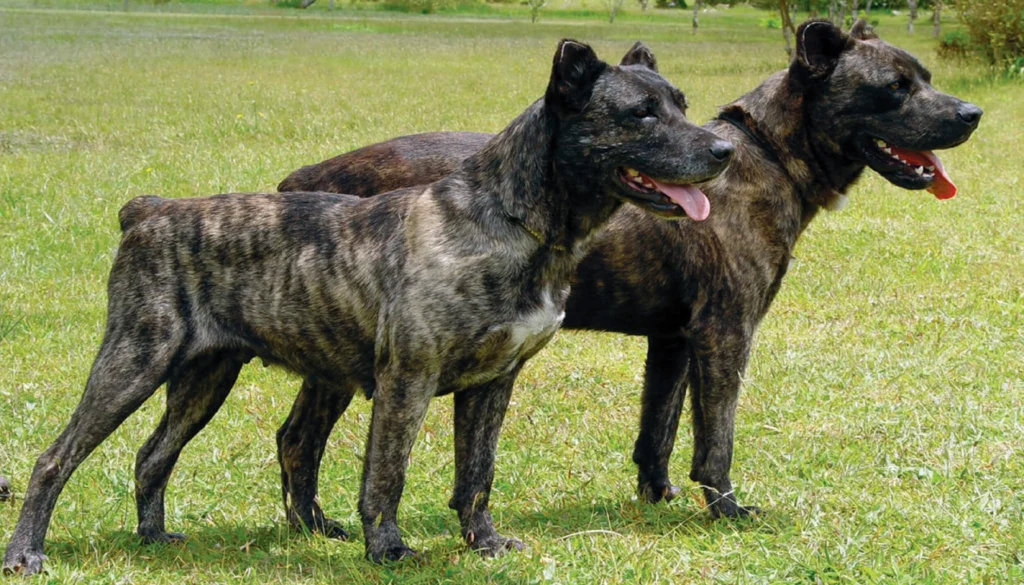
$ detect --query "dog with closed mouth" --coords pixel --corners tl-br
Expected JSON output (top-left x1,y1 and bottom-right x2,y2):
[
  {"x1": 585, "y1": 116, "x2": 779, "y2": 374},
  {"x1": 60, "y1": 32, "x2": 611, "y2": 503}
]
[
  {"x1": 274, "y1": 19, "x2": 983, "y2": 526},
  {"x1": 2, "y1": 40, "x2": 733, "y2": 575}
]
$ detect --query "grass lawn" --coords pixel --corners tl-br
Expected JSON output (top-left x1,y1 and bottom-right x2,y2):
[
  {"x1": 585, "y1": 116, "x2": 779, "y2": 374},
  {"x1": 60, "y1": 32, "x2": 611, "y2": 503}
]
[{"x1": 1, "y1": 2, "x2": 1022, "y2": 583}]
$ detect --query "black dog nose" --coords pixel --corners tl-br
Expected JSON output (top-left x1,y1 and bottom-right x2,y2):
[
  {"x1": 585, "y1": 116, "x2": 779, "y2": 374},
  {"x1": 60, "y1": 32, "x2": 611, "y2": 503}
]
[
  {"x1": 709, "y1": 140, "x2": 735, "y2": 162},
  {"x1": 957, "y1": 103, "x2": 983, "y2": 126}
]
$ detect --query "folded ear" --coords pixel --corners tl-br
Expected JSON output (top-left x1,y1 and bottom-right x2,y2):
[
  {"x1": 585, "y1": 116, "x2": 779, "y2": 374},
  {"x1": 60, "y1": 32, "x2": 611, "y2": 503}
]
[
  {"x1": 619, "y1": 41, "x2": 658, "y2": 72},
  {"x1": 546, "y1": 39, "x2": 608, "y2": 115},
  {"x1": 849, "y1": 18, "x2": 878, "y2": 40},
  {"x1": 792, "y1": 20, "x2": 850, "y2": 83}
]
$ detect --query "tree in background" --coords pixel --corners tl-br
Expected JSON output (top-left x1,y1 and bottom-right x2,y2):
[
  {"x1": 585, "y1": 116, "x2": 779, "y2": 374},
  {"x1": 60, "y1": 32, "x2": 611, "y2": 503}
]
[
  {"x1": 906, "y1": 0, "x2": 918, "y2": 33},
  {"x1": 638, "y1": 0, "x2": 650, "y2": 12},
  {"x1": 528, "y1": 0, "x2": 547, "y2": 22},
  {"x1": 932, "y1": 0, "x2": 942, "y2": 37},
  {"x1": 604, "y1": 0, "x2": 627, "y2": 23},
  {"x1": 750, "y1": 0, "x2": 796, "y2": 53},
  {"x1": 692, "y1": 0, "x2": 703, "y2": 34}
]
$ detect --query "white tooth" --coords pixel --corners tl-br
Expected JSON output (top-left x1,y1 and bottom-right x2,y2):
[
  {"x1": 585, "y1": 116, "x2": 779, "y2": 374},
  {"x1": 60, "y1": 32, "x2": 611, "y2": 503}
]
[
  {"x1": 883, "y1": 147, "x2": 892, "y2": 154},
  {"x1": 915, "y1": 166, "x2": 924, "y2": 176},
  {"x1": 927, "y1": 165, "x2": 935, "y2": 171},
  {"x1": 633, "y1": 176, "x2": 644, "y2": 184},
  {"x1": 627, "y1": 168, "x2": 639, "y2": 177}
]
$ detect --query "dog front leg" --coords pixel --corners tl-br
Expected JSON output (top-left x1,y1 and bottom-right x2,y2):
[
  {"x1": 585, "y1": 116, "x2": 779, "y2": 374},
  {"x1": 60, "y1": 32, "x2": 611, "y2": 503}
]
[
  {"x1": 449, "y1": 369, "x2": 524, "y2": 557},
  {"x1": 633, "y1": 335, "x2": 690, "y2": 504},
  {"x1": 687, "y1": 335, "x2": 760, "y2": 519},
  {"x1": 358, "y1": 372, "x2": 434, "y2": 563}
]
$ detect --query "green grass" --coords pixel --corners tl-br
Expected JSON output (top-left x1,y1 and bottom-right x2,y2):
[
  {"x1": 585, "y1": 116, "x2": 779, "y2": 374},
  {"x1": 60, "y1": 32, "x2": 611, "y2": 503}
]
[{"x1": 1, "y1": 3, "x2": 1022, "y2": 583}]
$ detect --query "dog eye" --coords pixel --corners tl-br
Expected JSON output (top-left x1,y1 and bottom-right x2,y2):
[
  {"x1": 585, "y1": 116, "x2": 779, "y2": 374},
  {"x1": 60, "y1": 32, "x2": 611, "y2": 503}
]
[
  {"x1": 633, "y1": 106, "x2": 657, "y2": 120},
  {"x1": 889, "y1": 80, "x2": 902, "y2": 91}
]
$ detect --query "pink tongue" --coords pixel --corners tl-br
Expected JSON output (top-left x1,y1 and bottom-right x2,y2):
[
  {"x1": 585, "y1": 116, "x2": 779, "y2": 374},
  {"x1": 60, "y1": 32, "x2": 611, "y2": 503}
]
[
  {"x1": 888, "y1": 146, "x2": 957, "y2": 200},
  {"x1": 650, "y1": 178, "x2": 710, "y2": 221}
]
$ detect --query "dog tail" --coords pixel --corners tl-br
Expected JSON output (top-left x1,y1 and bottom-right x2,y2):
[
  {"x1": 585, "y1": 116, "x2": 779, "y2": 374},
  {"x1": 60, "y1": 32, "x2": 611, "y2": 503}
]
[{"x1": 118, "y1": 195, "x2": 166, "y2": 232}]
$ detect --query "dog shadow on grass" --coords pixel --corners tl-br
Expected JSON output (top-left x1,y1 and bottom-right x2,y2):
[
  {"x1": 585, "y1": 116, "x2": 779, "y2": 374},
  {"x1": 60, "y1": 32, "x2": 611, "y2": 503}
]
[
  {"x1": 39, "y1": 496, "x2": 783, "y2": 576},
  {"x1": 496, "y1": 494, "x2": 784, "y2": 542}
]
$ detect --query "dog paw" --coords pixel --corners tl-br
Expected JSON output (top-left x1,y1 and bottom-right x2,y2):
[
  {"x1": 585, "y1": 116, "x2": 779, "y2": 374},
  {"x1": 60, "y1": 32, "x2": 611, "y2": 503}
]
[
  {"x1": 0, "y1": 476, "x2": 11, "y2": 502},
  {"x1": 367, "y1": 545, "x2": 418, "y2": 564},
  {"x1": 139, "y1": 531, "x2": 188, "y2": 545},
  {"x1": 2, "y1": 549, "x2": 48, "y2": 576},
  {"x1": 710, "y1": 499, "x2": 762, "y2": 520},
  {"x1": 468, "y1": 532, "x2": 524, "y2": 558},
  {"x1": 638, "y1": 480, "x2": 682, "y2": 504},
  {"x1": 317, "y1": 519, "x2": 349, "y2": 541}
]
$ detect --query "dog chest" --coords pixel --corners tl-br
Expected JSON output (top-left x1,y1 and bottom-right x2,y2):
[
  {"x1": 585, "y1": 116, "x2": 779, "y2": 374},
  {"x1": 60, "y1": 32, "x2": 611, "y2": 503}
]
[
  {"x1": 508, "y1": 290, "x2": 566, "y2": 358},
  {"x1": 450, "y1": 289, "x2": 566, "y2": 390}
]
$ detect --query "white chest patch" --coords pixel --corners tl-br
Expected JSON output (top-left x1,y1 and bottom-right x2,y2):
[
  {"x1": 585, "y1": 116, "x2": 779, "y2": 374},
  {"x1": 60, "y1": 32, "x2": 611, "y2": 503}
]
[
  {"x1": 509, "y1": 289, "x2": 565, "y2": 358},
  {"x1": 451, "y1": 289, "x2": 567, "y2": 390}
]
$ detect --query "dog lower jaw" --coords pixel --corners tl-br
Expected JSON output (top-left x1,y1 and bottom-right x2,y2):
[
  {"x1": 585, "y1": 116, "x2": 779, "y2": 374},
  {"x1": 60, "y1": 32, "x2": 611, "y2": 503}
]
[
  {"x1": 613, "y1": 175, "x2": 687, "y2": 219},
  {"x1": 854, "y1": 136, "x2": 940, "y2": 191}
]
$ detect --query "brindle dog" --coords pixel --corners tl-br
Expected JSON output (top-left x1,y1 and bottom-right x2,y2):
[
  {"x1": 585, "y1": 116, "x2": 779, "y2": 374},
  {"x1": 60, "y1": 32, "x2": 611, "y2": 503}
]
[
  {"x1": 275, "y1": 20, "x2": 983, "y2": 526},
  {"x1": 3, "y1": 40, "x2": 734, "y2": 574}
]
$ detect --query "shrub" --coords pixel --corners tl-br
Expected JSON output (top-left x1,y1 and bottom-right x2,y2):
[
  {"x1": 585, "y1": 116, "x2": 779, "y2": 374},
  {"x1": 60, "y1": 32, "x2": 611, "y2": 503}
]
[
  {"x1": 937, "y1": 30, "x2": 971, "y2": 59},
  {"x1": 952, "y1": 0, "x2": 1024, "y2": 67},
  {"x1": 761, "y1": 16, "x2": 781, "y2": 28}
]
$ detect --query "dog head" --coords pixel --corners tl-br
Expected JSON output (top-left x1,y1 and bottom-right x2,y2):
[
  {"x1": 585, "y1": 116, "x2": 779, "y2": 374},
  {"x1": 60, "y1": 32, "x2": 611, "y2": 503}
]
[
  {"x1": 545, "y1": 40, "x2": 734, "y2": 220},
  {"x1": 793, "y1": 20, "x2": 982, "y2": 199}
]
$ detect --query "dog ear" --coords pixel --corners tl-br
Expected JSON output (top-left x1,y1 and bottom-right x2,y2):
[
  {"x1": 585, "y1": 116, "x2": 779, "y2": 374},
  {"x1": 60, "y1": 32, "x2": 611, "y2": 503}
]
[
  {"x1": 619, "y1": 41, "x2": 658, "y2": 72},
  {"x1": 849, "y1": 18, "x2": 878, "y2": 40},
  {"x1": 792, "y1": 20, "x2": 850, "y2": 83},
  {"x1": 546, "y1": 39, "x2": 608, "y2": 114}
]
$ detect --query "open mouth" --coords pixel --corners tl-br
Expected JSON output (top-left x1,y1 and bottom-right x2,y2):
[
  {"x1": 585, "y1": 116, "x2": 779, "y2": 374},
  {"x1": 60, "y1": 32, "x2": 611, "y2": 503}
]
[
  {"x1": 616, "y1": 167, "x2": 710, "y2": 221},
  {"x1": 862, "y1": 138, "x2": 957, "y2": 199}
]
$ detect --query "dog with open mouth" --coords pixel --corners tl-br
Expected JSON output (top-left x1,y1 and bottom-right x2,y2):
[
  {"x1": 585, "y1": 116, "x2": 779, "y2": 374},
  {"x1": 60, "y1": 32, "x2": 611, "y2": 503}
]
[
  {"x1": 269, "y1": 18, "x2": 982, "y2": 528},
  {"x1": 2, "y1": 40, "x2": 733, "y2": 575}
]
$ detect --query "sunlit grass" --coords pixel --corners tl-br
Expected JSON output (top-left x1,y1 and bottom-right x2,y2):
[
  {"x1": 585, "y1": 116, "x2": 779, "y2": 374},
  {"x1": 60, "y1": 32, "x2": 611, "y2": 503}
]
[{"x1": 0, "y1": 4, "x2": 1021, "y2": 583}]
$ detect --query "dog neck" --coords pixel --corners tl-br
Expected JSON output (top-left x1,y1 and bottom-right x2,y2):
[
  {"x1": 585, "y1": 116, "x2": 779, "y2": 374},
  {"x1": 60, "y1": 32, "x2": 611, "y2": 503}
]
[
  {"x1": 460, "y1": 99, "x2": 623, "y2": 255},
  {"x1": 722, "y1": 71, "x2": 868, "y2": 223}
]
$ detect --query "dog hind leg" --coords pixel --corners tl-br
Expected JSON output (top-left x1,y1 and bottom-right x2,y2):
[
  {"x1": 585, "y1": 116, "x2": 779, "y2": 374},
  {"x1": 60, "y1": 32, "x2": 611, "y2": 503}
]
[
  {"x1": 277, "y1": 377, "x2": 355, "y2": 540},
  {"x1": 134, "y1": 352, "x2": 245, "y2": 543},
  {"x1": 633, "y1": 335, "x2": 690, "y2": 504},
  {"x1": 3, "y1": 326, "x2": 184, "y2": 576},
  {"x1": 449, "y1": 369, "x2": 524, "y2": 557}
]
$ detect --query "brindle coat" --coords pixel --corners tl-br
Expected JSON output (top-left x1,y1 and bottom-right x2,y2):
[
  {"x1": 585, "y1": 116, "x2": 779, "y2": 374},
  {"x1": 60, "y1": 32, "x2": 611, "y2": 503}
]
[
  {"x1": 3, "y1": 40, "x2": 733, "y2": 574},
  {"x1": 275, "y1": 20, "x2": 983, "y2": 525}
]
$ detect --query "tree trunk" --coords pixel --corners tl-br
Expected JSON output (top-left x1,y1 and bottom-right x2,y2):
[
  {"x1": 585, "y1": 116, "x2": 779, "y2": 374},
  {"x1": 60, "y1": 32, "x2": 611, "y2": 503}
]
[
  {"x1": 907, "y1": 0, "x2": 917, "y2": 33},
  {"x1": 778, "y1": 0, "x2": 796, "y2": 56},
  {"x1": 639, "y1": 0, "x2": 649, "y2": 12},
  {"x1": 692, "y1": 0, "x2": 701, "y2": 35},
  {"x1": 865, "y1": 0, "x2": 873, "y2": 17},
  {"x1": 329, "y1": 0, "x2": 335, "y2": 10},
  {"x1": 839, "y1": 0, "x2": 847, "y2": 26},
  {"x1": 300, "y1": 0, "x2": 317, "y2": 8},
  {"x1": 828, "y1": 0, "x2": 836, "y2": 23},
  {"x1": 852, "y1": 0, "x2": 859, "y2": 20},
  {"x1": 932, "y1": 0, "x2": 942, "y2": 37}
]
